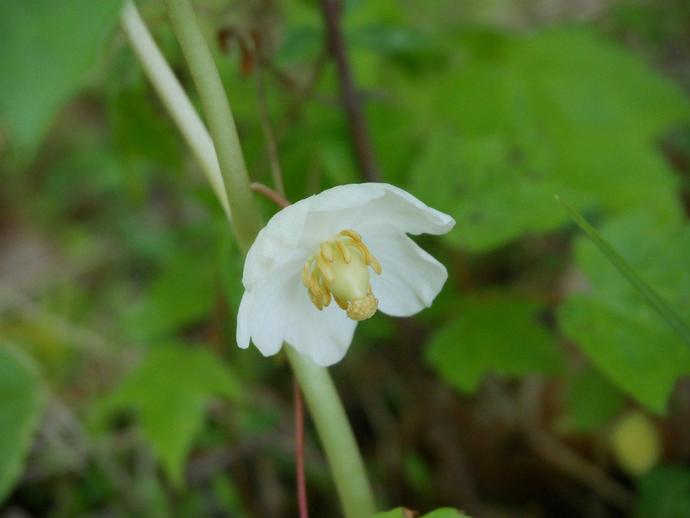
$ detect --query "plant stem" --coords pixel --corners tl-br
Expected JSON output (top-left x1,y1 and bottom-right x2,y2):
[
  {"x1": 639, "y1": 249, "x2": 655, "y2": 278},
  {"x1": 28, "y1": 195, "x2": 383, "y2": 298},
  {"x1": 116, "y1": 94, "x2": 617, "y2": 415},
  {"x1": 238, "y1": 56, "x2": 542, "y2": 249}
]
[
  {"x1": 294, "y1": 378, "x2": 309, "y2": 518},
  {"x1": 320, "y1": 0, "x2": 379, "y2": 182},
  {"x1": 164, "y1": 0, "x2": 261, "y2": 252},
  {"x1": 287, "y1": 348, "x2": 376, "y2": 518},
  {"x1": 120, "y1": 0, "x2": 231, "y2": 220},
  {"x1": 126, "y1": 2, "x2": 376, "y2": 515}
]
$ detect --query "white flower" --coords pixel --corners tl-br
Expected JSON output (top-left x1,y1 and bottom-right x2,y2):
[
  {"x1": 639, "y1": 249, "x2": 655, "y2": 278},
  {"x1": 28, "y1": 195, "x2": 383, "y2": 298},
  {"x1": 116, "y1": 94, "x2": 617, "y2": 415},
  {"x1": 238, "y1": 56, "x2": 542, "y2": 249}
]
[{"x1": 236, "y1": 183, "x2": 455, "y2": 366}]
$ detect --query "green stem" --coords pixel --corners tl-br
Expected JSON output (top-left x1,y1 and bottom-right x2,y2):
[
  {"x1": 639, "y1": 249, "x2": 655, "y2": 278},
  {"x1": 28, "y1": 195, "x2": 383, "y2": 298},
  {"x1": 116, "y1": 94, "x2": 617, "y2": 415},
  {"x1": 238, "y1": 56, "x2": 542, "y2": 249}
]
[
  {"x1": 120, "y1": 1, "x2": 231, "y2": 220},
  {"x1": 132, "y1": 2, "x2": 377, "y2": 515},
  {"x1": 287, "y1": 348, "x2": 376, "y2": 518},
  {"x1": 164, "y1": 0, "x2": 261, "y2": 252}
]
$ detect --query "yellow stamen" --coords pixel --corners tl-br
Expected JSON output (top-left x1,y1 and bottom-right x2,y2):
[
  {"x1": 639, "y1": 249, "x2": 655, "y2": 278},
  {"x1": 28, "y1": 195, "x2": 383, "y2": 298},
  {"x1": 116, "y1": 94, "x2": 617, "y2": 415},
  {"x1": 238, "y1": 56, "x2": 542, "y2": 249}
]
[
  {"x1": 339, "y1": 229, "x2": 362, "y2": 242},
  {"x1": 317, "y1": 255, "x2": 335, "y2": 283},
  {"x1": 334, "y1": 295, "x2": 348, "y2": 310},
  {"x1": 369, "y1": 255, "x2": 382, "y2": 275},
  {"x1": 336, "y1": 240, "x2": 351, "y2": 263},
  {"x1": 320, "y1": 242, "x2": 334, "y2": 262},
  {"x1": 303, "y1": 229, "x2": 382, "y2": 320}
]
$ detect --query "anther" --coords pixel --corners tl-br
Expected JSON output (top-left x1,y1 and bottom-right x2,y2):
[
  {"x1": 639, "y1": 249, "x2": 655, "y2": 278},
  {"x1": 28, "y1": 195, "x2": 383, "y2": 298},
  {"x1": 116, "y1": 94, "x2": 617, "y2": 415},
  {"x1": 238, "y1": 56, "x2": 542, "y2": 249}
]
[
  {"x1": 339, "y1": 229, "x2": 362, "y2": 242},
  {"x1": 369, "y1": 255, "x2": 382, "y2": 275},
  {"x1": 303, "y1": 228, "x2": 383, "y2": 321},
  {"x1": 336, "y1": 241, "x2": 351, "y2": 263},
  {"x1": 320, "y1": 242, "x2": 334, "y2": 262},
  {"x1": 317, "y1": 256, "x2": 335, "y2": 283}
]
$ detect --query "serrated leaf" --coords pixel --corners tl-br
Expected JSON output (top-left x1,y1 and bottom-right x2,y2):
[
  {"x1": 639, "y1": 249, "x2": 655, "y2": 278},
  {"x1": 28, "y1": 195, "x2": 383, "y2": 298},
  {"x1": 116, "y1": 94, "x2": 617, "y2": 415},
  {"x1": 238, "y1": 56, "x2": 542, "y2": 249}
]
[
  {"x1": 408, "y1": 29, "x2": 689, "y2": 252},
  {"x1": 636, "y1": 465, "x2": 690, "y2": 518},
  {"x1": 103, "y1": 345, "x2": 241, "y2": 486},
  {"x1": 0, "y1": 345, "x2": 45, "y2": 503},
  {"x1": 559, "y1": 214, "x2": 690, "y2": 413},
  {"x1": 0, "y1": 0, "x2": 123, "y2": 152},
  {"x1": 425, "y1": 295, "x2": 561, "y2": 393}
]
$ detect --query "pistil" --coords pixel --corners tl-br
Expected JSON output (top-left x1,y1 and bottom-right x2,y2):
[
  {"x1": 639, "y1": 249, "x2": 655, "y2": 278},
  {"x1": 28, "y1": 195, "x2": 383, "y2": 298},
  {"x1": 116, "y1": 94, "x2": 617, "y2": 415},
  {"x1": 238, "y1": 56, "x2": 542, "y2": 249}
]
[{"x1": 302, "y1": 230, "x2": 382, "y2": 320}]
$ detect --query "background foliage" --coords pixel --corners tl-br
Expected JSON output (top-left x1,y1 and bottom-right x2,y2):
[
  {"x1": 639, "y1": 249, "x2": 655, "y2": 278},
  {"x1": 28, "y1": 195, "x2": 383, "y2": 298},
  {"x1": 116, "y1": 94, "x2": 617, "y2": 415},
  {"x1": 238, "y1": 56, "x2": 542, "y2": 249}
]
[{"x1": 2, "y1": 0, "x2": 690, "y2": 516}]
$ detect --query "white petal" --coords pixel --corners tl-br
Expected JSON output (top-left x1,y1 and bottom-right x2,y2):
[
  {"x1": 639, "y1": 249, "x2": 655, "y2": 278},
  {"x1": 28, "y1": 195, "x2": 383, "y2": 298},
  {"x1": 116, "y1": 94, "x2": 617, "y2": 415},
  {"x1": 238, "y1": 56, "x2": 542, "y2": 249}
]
[
  {"x1": 365, "y1": 231, "x2": 449, "y2": 317},
  {"x1": 237, "y1": 262, "x2": 302, "y2": 357},
  {"x1": 303, "y1": 183, "x2": 454, "y2": 241},
  {"x1": 242, "y1": 200, "x2": 311, "y2": 290},
  {"x1": 285, "y1": 291, "x2": 358, "y2": 367},
  {"x1": 242, "y1": 183, "x2": 454, "y2": 290},
  {"x1": 357, "y1": 183, "x2": 455, "y2": 236},
  {"x1": 236, "y1": 291, "x2": 252, "y2": 348}
]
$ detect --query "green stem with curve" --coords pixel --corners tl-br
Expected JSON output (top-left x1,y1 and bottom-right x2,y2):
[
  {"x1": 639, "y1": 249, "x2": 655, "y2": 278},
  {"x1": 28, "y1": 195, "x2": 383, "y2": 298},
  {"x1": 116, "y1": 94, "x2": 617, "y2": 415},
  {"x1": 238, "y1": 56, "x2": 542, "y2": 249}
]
[
  {"x1": 130, "y1": 1, "x2": 376, "y2": 515},
  {"x1": 163, "y1": 0, "x2": 261, "y2": 252}
]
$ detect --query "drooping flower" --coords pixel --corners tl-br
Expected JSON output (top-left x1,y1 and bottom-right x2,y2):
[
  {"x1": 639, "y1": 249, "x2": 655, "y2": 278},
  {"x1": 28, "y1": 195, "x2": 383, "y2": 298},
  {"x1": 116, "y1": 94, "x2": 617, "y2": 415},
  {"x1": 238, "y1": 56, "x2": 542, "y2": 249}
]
[{"x1": 236, "y1": 183, "x2": 455, "y2": 366}]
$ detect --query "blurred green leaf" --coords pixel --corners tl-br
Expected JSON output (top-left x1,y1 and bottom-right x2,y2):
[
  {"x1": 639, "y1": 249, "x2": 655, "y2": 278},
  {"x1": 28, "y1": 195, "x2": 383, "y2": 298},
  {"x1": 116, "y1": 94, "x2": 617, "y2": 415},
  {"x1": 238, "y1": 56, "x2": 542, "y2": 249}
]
[
  {"x1": 103, "y1": 345, "x2": 240, "y2": 486},
  {"x1": 374, "y1": 508, "x2": 410, "y2": 518},
  {"x1": 636, "y1": 465, "x2": 690, "y2": 518},
  {"x1": 559, "y1": 196, "x2": 690, "y2": 346},
  {"x1": 425, "y1": 295, "x2": 561, "y2": 393},
  {"x1": 374, "y1": 508, "x2": 471, "y2": 518},
  {"x1": 411, "y1": 133, "x2": 569, "y2": 251},
  {"x1": 0, "y1": 0, "x2": 123, "y2": 152},
  {"x1": 423, "y1": 509, "x2": 472, "y2": 518},
  {"x1": 559, "y1": 214, "x2": 690, "y2": 413},
  {"x1": 0, "y1": 345, "x2": 45, "y2": 503},
  {"x1": 409, "y1": 29, "x2": 688, "y2": 252},
  {"x1": 127, "y1": 248, "x2": 219, "y2": 342},
  {"x1": 109, "y1": 84, "x2": 182, "y2": 176},
  {"x1": 556, "y1": 367, "x2": 625, "y2": 433}
]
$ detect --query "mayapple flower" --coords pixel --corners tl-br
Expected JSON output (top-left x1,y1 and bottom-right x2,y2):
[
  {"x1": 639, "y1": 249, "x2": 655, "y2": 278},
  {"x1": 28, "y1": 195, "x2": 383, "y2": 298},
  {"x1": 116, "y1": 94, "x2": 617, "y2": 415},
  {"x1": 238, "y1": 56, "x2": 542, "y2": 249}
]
[{"x1": 236, "y1": 183, "x2": 455, "y2": 366}]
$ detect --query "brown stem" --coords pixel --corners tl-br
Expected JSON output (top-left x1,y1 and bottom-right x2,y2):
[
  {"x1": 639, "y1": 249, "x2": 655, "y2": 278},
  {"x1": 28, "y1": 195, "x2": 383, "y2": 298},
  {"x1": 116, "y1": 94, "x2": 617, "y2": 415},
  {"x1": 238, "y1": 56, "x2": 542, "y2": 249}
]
[
  {"x1": 255, "y1": 69, "x2": 286, "y2": 196},
  {"x1": 320, "y1": 0, "x2": 379, "y2": 182},
  {"x1": 294, "y1": 378, "x2": 309, "y2": 518},
  {"x1": 250, "y1": 182, "x2": 290, "y2": 208}
]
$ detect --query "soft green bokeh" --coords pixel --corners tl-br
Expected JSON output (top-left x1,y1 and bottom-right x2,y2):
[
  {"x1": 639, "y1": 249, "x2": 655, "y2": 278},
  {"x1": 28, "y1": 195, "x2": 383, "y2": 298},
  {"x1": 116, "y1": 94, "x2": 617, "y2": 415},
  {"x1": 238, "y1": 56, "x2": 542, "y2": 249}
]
[
  {"x1": 0, "y1": 345, "x2": 45, "y2": 503},
  {"x1": 0, "y1": 0, "x2": 123, "y2": 152},
  {"x1": 425, "y1": 295, "x2": 561, "y2": 393},
  {"x1": 559, "y1": 214, "x2": 690, "y2": 413},
  {"x1": 408, "y1": 29, "x2": 688, "y2": 252},
  {"x1": 99, "y1": 345, "x2": 241, "y2": 486},
  {"x1": 556, "y1": 367, "x2": 625, "y2": 433}
]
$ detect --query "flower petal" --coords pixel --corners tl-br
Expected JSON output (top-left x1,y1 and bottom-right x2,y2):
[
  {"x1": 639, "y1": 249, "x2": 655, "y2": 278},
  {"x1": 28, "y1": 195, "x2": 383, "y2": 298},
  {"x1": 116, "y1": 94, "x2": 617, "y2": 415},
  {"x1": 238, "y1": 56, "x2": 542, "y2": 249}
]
[
  {"x1": 356, "y1": 183, "x2": 455, "y2": 236},
  {"x1": 238, "y1": 259, "x2": 357, "y2": 365},
  {"x1": 365, "y1": 231, "x2": 449, "y2": 317},
  {"x1": 243, "y1": 183, "x2": 454, "y2": 290},
  {"x1": 242, "y1": 200, "x2": 310, "y2": 290},
  {"x1": 236, "y1": 262, "x2": 302, "y2": 357},
  {"x1": 303, "y1": 183, "x2": 454, "y2": 241},
  {"x1": 285, "y1": 291, "x2": 357, "y2": 367}
]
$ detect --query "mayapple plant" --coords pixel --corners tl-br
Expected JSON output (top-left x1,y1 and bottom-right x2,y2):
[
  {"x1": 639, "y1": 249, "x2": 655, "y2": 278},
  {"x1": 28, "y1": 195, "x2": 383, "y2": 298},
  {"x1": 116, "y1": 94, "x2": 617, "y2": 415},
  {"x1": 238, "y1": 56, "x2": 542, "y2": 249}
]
[
  {"x1": 238, "y1": 183, "x2": 454, "y2": 366},
  {"x1": 122, "y1": 0, "x2": 459, "y2": 516}
]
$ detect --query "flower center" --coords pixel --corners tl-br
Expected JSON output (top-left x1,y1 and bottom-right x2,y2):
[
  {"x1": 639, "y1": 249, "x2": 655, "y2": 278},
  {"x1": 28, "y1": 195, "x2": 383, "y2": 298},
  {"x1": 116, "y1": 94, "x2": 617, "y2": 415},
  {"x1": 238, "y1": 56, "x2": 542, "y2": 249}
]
[{"x1": 302, "y1": 229, "x2": 382, "y2": 321}]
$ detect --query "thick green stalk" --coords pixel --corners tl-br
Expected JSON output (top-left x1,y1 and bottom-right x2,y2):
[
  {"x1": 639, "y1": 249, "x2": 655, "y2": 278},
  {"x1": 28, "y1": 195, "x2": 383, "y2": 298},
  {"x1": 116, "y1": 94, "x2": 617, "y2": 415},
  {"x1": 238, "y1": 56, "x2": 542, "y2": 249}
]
[
  {"x1": 120, "y1": 1, "x2": 231, "y2": 220},
  {"x1": 146, "y1": 2, "x2": 376, "y2": 515},
  {"x1": 287, "y1": 348, "x2": 376, "y2": 518},
  {"x1": 164, "y1": 0, "x2": 261, "y2": 252}
]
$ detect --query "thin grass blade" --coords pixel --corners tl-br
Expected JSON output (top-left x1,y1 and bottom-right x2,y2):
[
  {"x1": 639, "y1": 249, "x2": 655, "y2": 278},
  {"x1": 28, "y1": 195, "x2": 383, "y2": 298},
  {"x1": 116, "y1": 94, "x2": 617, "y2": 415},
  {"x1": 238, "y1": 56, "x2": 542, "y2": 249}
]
[{"x1": 556, "y1": 195, "x2": 690, "y2": 347}]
